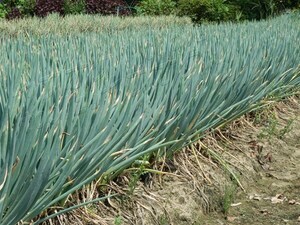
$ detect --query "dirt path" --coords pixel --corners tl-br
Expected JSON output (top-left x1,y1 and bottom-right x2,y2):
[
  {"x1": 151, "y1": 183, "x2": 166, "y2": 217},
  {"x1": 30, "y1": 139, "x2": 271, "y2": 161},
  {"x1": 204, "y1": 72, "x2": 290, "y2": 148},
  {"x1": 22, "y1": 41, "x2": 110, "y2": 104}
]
[{"x1": 200, "y1": 103, "x2": 300, "y2": 225}]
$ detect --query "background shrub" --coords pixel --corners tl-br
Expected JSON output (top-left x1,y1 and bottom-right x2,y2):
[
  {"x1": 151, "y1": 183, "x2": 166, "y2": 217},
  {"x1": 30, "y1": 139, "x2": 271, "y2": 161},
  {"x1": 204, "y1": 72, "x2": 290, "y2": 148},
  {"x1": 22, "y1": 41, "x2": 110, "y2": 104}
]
[
  {"x1": 176, "y1": 0, "x2": 299, "y2": 23},
  {"x1": 0, "y1": 3, "x2": 8, "y2": 18},
  {"x1": 135, "y1": 0, "x2": 176, "y2": 16},
  {"x1": 1, "y1": 0, "x2": 134, "y2": 18},
  {"x1": 35, "y1": 0, "x2": 64, "y2": 17},
  {"x1": 124, "y1": 0, "x2": 139, "y2": 6},
  {"x1": 85, "y1": 0, "x2": 130, "y2": 15},
  {"x1": 19, "y1": 0, "x2": 36, "y2": 16},
  {"x1": 0, "y1": 0, "x2": 299, "y2": 21},
  {"x1": 63, "y1": 0, "x2": 85, "y2": 14},
  {"x1": 0, "y1": 0, "x2": 35, "y2": 19},
  {"x1": 228, "y1": 0, "x2": 300, "y2": 20},
  {"x1": 6, "y1": 7, "x2": 22, "y2": 19},
  {"x1": 177, "y1": 0, "x2": 238, "y2": 23}
]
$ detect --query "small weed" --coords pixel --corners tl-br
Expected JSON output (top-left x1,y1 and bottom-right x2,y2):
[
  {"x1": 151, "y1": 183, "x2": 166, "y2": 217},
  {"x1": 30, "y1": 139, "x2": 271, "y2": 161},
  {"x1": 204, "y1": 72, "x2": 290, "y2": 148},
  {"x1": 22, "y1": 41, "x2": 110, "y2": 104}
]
[
  {"x1": 221, "y1": 183, "x2": 237, "y2": 215},
  {"x1": 128, "y1": 156, "x2": 150, "y2": 195},
  {"x1": 114, "y1": 215, "x2": 123, "y2": 225},
  {"x1": 258, "y1": 112, "x2": 278, "y2": 139},
  {"x1": 278, "y1": 118, "x2": 294, "y2": 139},
  {"x1": 193, "y1": 217, "x2": 206, "y2": 225},
  {"x1": 251, "y1": 106, "x2": 272, "y2": 125},
  {"x1": 86, "y1": 204, "x2": 98, "y2": 215},
  {"x1": 258, "y1": 113, "x2": 295, "y2": 140},
  {"x1": 158, "y1": 214, "x2": 170, "y2": 225}
]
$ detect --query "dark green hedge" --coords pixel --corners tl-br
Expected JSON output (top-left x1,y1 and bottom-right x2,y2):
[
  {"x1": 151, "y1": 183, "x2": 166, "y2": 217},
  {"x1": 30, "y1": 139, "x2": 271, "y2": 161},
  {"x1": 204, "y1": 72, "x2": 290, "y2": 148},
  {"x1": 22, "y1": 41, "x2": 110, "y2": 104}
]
[
  {"x1": 0, "y1": 0, "x2": 131, "y2": 19},
  {"x1": 136, "y1": 0, "x2": 299, "y2": 22},
  {"x1": 0, "y1": 0, "x2": 299, "y2": 21}
]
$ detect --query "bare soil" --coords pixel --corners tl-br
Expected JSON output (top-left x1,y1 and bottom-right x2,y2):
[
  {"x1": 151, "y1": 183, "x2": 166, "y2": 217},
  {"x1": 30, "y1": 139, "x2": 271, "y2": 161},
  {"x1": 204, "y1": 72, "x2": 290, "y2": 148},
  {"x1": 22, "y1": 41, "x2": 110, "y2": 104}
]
[{"x1": 199, "y1": 103, "x2": 300, "y2": 225}]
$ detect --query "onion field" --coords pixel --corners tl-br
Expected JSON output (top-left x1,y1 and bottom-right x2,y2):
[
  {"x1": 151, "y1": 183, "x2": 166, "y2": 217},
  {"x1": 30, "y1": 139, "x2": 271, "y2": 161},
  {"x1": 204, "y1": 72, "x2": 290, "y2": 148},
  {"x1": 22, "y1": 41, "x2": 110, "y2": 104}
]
[{"x1": 0, "y1": 13, "x2": 300, "y2": 225}]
